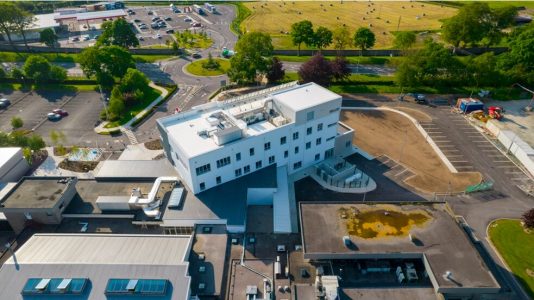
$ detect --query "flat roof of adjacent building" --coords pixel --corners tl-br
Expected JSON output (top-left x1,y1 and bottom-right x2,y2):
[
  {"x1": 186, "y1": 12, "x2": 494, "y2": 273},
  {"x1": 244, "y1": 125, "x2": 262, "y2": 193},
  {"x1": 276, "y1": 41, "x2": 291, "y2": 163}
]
[
  {"x1": 0, "y1": 177, "x2": 76, "y2": 209},
  {"x1": 0, "y1": 147, "x2": 21, "y2": 168},
  {"x1": 271, "y1": 82, "x2": 341, "y2": 112},
  {"x1": 300, "y1": 202, "x2": 499, "y2": 291},
  {"x1": 54, "y1": 9, "x2": 126, "y2": 21},
  {"x1": 31, "y1": 13, "x2": 60, "y2": 30},
  {"x1": 162, "y1": 164, "x2": 277, "y2": 227},
  {"x1": 0, "y1": 234, "x2": 192, "y2": 300},
  {"x1": 94, "y1": 159, "x2": 178, "y2": 179}
]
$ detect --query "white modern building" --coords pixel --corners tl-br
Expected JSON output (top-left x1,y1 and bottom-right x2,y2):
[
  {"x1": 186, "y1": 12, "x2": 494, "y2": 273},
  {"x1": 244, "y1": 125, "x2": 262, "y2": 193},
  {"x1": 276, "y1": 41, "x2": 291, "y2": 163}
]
[
  {"x1": 0, "y1": 147, "x2": 29, "y2": 184},
  {"x1": 157, "y1": 82, "x2": 345, "y2": 194}
]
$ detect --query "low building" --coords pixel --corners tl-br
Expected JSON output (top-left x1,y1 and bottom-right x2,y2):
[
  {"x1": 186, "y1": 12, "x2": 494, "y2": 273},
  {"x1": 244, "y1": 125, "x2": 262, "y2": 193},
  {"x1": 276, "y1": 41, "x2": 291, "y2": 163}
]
[
  {"x1": 157, "y1": 82, "x2": 349, "y2": 194},
  {"x1": 0, "y1": 177, "x2": 77, "y2": 233},
  {"x1": 299, "y1": 202, "x2": 501, "y2": 300},
  {"x1": 0, "y1": 233, "x2": 192, "y2": 299},
  {"x1": 0, "y1": 147, "x2": 29, "y2": 183},
  {"x1": 0, "y1": 13, "x2": 60, "y2": 42}
]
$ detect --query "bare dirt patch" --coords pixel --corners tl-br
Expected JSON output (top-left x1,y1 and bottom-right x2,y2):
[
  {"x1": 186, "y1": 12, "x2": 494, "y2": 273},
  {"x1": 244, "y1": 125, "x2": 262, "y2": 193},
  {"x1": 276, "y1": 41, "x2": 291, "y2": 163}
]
[
  {"x1": 58, "y1": 160, "x2": 99, "y2": 173},
  {"x1": 144, "y1": 139, "x2": 163, "y2": 150},
  {"x1": 396, "y1": 106, "x2": 432, "y2": 122},
  {"x1": 341, "y1": 109, "x2": 481, "y2": 193}
]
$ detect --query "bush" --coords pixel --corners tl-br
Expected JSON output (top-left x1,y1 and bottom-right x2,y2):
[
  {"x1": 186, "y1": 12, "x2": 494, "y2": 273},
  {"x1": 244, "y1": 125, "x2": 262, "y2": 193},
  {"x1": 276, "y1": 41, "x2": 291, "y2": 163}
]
[
  {"x1": 201, "y1": 53, "x2": 221, "y2": 70},
  {"x1": 49, "y1": 65, "x2": 67, "y2": 82},
  {"x1": 0, "y1": 67, "x2": 5, "y2": 78},
  {"x1": 23, "y1": 55, "x2": 51, "y2": 80},
  {"x1": 523, "y1": 208, "x2": 534, "y2": 229},
  {"x1": 11, "y1": 68, "x2": 24, "y2": 80},
  {"x1": 10, "y1": 116, "x2": 23, "y2": 129}
]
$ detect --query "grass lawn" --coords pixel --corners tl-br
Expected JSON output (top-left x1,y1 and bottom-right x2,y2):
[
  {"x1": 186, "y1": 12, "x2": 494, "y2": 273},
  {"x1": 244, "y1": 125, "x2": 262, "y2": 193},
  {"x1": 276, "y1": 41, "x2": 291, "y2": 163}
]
[
  {"x1": 277, "y1": 55, "x2": 400, "y2": 65},
  {"x1": 0, "y1": 82, "x2": 98, "y2": 93},
  {"x1": 104, "y1": 87, "x2": 162, "y2": 128},
  {"x1": 185, "y1": 58, "x2": 230, "y2": 76},
  {"x1": 242, "y1": 1, "x2": 457, "y2": 49},
  {"x1": 489, "y1": 219, "x2": 534, "y2": 298}
]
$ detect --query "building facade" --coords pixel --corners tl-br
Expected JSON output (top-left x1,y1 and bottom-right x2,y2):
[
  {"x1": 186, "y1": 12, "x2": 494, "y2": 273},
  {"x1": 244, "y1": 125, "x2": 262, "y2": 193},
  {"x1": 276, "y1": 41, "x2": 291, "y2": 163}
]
[{"x1": 158, "y1": 82, "x2": 344, "y2": 194}]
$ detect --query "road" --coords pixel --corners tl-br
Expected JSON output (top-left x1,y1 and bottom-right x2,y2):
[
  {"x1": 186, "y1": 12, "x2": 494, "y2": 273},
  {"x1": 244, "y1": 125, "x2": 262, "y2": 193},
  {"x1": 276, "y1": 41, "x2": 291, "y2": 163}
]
[{"x1": 282, "y1": 61, "x2": 395, "y2": 76}]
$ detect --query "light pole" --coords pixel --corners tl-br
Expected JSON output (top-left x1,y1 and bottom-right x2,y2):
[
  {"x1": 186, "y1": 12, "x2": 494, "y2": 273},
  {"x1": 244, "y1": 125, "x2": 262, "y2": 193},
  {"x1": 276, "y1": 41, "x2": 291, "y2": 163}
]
[{"x1": 99, "y1": 84, "x2": 109, "y2": 121}]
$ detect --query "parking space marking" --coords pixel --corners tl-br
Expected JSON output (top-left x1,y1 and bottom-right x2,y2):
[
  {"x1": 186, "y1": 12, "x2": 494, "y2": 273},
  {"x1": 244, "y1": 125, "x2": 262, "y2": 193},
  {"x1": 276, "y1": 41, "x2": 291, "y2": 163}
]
[
  {"x1": 505, "y1": 171, "x2": 523, "y2": 174},
  {"x1": 450, "y1": 160, "x2": 469, "y2": 163}
]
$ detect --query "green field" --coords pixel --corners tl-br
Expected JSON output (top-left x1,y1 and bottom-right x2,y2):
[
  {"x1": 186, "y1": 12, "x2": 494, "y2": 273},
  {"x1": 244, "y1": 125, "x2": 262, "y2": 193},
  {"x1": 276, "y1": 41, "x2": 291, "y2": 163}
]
[
  {"x1": 489, "y1": 219, "x2": 534, "y2": 299},
  {"x1": 241, "y1": 1, "x2": 457, "y2": 49},
  {"x1": 185, "y1": 58, "x2": 230, "y2": 76},
  {"x1": 277, "y1": 55, "x2": 399, "y2": 65}
]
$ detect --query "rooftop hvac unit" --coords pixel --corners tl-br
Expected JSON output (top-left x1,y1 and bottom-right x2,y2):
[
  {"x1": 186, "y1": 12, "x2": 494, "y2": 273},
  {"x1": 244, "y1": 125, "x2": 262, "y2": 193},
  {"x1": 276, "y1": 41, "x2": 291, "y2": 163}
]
[
  {"x1": 272, "y1": 116, "x2": 286, "y2": 127},
  {"x1": 206, "y1": 116, "x2": 219, "y2": 126}
]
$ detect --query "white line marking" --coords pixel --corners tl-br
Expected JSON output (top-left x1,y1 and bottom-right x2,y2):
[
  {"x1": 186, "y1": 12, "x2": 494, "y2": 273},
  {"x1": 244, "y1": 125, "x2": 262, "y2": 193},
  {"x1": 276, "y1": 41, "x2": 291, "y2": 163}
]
[
  {"x1": 505, "y1": 171, "x2": 523, "y2": 174},
  {"x1": 450, "y1": 160, "x2": 469, "y2": 163}
]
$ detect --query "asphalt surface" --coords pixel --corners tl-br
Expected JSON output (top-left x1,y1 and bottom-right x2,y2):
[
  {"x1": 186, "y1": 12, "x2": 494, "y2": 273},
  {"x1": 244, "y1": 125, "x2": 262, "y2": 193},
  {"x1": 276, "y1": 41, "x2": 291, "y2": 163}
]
[
  {"x1": 342, "y1": 95, "x2": 534, "y2": 300},
  {"x1": 282, "y1": 61, "x2": 395, "y2": 75}
]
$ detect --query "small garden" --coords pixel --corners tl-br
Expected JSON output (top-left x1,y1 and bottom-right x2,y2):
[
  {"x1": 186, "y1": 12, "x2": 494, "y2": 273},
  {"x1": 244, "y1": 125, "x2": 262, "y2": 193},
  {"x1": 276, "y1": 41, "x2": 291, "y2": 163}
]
[
  {"x1": 175, "y1": 30, "x2": 213, "y2": 49},
  {"x1": 186, "y1": 54, "x2": 230, "y2": 76},
  {"x1": 489, "y1": 213, "x2": 534, "y2": 299}
]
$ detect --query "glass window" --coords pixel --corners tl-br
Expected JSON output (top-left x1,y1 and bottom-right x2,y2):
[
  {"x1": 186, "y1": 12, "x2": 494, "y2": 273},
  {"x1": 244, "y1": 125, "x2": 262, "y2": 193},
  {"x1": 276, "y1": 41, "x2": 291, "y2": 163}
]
[
  {"x1": 200, "y1": 182, "x2": 206, "y2": 190},
  {"x1": 256, "y1": 160, "x2": 262, "y2": 169},
  {"x1": 316, "y1": 138, "x2": 321, "y2": 145},
  {"x1": 317, "y1": 123, "x2": 323, "y2": 131},
  {"x1": 292, "y1": 132, "x2": 299, "y2": 140},
  {"x1": 216, "y1": 157, "x2": 231, "y2": 168},
  {"x1": 235, "y1": 168, "x2": 242, "y2": 177},
  {"x1": 249, "y1": 147, "x2": 255, "y2": 156},
  {"x1": 284, "y1": 150, "x2": 288, "y2": 158},
  {"x1": 306, "y1": 142, "x2": 311, "y2": 149},
  {"x1": 294, "y1": 146, "x2": 299, "y2": 154},
  {"x1": 216, "y1": 176, "x2": 222, "y2": 184},
  {"x1": 195, "y1": 164, "x2": 211, "y2": 176},
  {"x1": 346, "y1": 141, "x2": 351, "y2": 147},
  {"x1": 264, "y1": 142, "x2": 271, "y2": 150},
  {"x1": 268, "y1": 155, "x2": 275, "y2": 164},
  {"x1": 293, "y1": 161, "x2": 302, "y2": 170},
  {"x1": 315, "y1": 153, "x2": 320, "y2": 161},
  {"x1": 306, "y1": 111, "x2": 314, "y2": 121},
  {"x1": 280, "y1": 136, "x2": 286, "y2": 145},
  {"x1": 307, "y1": 127, "x2": 312, "y2": 135},
  {"x1": 236, "y1": 152, "x2": 241, "y2": 161},
  {"x1": 244, "y1": 165, "x2": 250, "y2": 174}
]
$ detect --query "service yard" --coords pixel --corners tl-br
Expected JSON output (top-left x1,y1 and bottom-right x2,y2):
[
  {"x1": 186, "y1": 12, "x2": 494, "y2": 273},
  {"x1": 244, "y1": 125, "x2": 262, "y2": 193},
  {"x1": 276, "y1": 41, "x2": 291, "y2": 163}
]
[
  {"x1": 341, "y1": 109, "x2": 482, "y2": 194},
  {"x1": 241, "y1": 1, "x2": 457, "y2": 49}
]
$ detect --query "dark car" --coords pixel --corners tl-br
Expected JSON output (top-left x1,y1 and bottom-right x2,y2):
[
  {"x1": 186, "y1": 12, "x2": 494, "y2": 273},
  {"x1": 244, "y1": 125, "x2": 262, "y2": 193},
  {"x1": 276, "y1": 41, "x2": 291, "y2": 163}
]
[
  {"x1": 0, "y1": 98, "x2": 10, "y2": 109},
  {"x1": 165, "y1": 29, "x2": 174, "y2": 34},
  {"x1": 192, "y1": 22, "x2": 201, "y2": 28},
  {"x1": 192, "y1": 53, "x2": 202, "y2": 59},
  {"x1": 165, "y1": 17, "x2": 172, "y2": 21},
  {"x1": 147, "y1": 10, "x2": 154, "y2": 15},
  {"x1": 134, "y1": 19, "x2": 141, "y2": 23}
]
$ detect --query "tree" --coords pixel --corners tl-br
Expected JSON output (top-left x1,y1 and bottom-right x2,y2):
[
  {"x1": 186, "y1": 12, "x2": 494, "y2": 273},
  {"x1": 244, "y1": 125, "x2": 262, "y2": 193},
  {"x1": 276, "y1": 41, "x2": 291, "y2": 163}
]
[
  {"x1": 39, "y1": 28, "x2": 58, "y2": 48},
  {"x1": 353, "y1": 27, "x2": 375, "y2": 52},
  {"x1": 98, "y1": 18, "x2": 139, "y2": 48},
  {"x1": 49, "y1": 65, "x2": 67, "y2": 82},
  {"x1": 485, "y1": 5, "x2": 517, "y2": 47},
  {"x1": 11, "y1": 116, "x2": 23, "y2": 129},
  {"x1": 394, "y1": 31, "x2": 416, "y2": 51},
  {"x1": 266, "y1": 57, "x2": 285, "y2": 83},
  {"x1": 227, "y1": 32, "x2": 273, "y2": 84},
  {"x1": 332, "y1": 26, "x2": 352, "y2": 54},
  {"x1": 298, "y1": 53, "x2": 333, "y2": 87},
  {"x1": 0, "y1": 3, "x2": 22, "y2": 51},
  {"x1": 313, "y1": 26, "x2": 333, "y2": 51},
  {"x1": 0, "y1": 67, "x2": 5, "y2": 79},
  {"x1": 120, "y1": 68, "x2": 149, "y2": 93},
  {"x1": 49, "y1": 130, "x2": 67, "y2": 155},
  {"x1": 464, "y1": 52, "x2": 502, "y2": 87},
  {"x1": 78, "y1": 45, "x2": 135, "y2": 86},
  {"x1": 107, "y1": 86, "x2": 126, "y2": 121},
  {"x1": 522, "y1": 208, "x2": 534, "y2": 229},
  {"x1": 11, "y1": 68, "x2": 24, "y2": 80},
  {"x1": 290, "y1": 20, "x2": 314, "y2": 56},
  {"x1": 11, "y1": 7, "x2": 35, "y2": 51},
  {"x1": 499, "y1": 26, "x2": 534, "y2": 85},
  {"x1": 26, "y1": 134, "x2": 45, "y2": 151},
  {"x1": 395, "y1": 39, "x2": 461, "y2": 87},
  {"x1": 23, "y1": 55, "x2": 51, "y2": 82},
  {"x1": 330, "y1": 56, "x2": 351, "y2": 82}
]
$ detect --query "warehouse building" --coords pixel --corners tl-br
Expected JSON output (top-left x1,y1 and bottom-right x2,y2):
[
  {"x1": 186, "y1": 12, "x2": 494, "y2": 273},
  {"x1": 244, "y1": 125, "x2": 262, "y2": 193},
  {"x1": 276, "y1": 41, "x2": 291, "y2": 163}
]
[{"x1": 0, "y1": 234, "x2": 192, "y2": 300}]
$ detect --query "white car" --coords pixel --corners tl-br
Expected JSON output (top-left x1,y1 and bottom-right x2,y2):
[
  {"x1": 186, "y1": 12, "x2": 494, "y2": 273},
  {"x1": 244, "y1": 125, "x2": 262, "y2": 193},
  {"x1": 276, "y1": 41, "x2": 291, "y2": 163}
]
[
  {"x1": 82, "y1": 36, "x2": 90, "y2": 41},
  {"x1": 154, "y1": 33, "x2": 162, "y2": 39}
]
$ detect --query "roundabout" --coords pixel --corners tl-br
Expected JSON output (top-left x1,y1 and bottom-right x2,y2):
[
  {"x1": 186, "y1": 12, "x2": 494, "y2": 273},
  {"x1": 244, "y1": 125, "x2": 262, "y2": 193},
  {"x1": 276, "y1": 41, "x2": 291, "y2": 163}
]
[{"x1": 184, "y1": 58, "x2": 230, "y2": 77}]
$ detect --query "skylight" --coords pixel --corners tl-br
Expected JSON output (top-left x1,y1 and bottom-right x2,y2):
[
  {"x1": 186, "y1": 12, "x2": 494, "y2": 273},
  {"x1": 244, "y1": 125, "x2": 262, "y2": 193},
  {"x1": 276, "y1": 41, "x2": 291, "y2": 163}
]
[
  {"x1": 105, "y1": 279, "x2": 168, "y2": 296},
  {"x1": 21, "y1": 278, "x2": 87, "y2": 295}
]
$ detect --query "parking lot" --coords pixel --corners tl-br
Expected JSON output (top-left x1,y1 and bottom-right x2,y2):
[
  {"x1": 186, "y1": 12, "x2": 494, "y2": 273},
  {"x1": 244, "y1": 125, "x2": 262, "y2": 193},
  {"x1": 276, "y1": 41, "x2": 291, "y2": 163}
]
[{"x1": 0, "y1": 90, "x2": 128, "y2": 148}]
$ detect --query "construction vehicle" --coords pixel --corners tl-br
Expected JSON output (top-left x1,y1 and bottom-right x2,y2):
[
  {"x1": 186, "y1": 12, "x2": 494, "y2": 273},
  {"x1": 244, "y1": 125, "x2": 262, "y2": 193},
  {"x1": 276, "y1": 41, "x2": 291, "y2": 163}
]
[{"x1": 488, "y1": 106, "x2": 504, "y2": 120}]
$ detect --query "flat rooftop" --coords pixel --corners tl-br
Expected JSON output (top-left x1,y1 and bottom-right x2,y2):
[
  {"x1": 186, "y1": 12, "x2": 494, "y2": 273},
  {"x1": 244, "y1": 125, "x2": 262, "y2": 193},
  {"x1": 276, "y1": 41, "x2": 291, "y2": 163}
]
[
  {"x1": 158, "y1": 82, "x2": 340, "y2": 157},
  {"x1": 162, "y1": 164, "x2": 277, "y2": 227},
  {"x1": 0, "y1": 177, "x2": 75, "y2": 209},
  {"x1": 0, "y1": 234, "x2": 191, "y2": 300},
  {"x1": 54, "y1": 9, "x2": 126, "y2": 21},
  {"x1": 94, "y1": 159, "x2": 178, "y2": 179},
  {"x1": 0, "y1": 147, "x2": 21, "y2": 168},
  {"x1": 300, "y1": 203, "x2": 499, "y2": 291}
]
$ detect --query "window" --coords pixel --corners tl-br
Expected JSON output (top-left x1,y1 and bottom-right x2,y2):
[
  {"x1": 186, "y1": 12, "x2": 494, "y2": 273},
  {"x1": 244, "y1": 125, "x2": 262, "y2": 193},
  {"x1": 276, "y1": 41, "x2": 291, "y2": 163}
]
[
  {"x1": 284, "y1": 150, "x2": 288, "y2": 158},
  {"x1": 317, "y1": 123, "x2": 323, "y2": 131},
  {"x1": 244, "y1": 165, "x2": 251, "y2": 174},
  {"x1": 326, "y1": 136, "x2": 335, "y2": 141},
  {"x1": 269, "y1": 155, "x2": 275, "y2": 164},
  {"x1": 216, "y1": 176, "x2": 222, "y2": 184},
  {"x1": 346, "y1": 141, "x2": 351, "y2": 147},
  {"x1": 236, "y1": 152, "x2": 241, "y2": 161},
  {"x1": 216, "y1": 157, "x2": 231, "y2": 168},
  {"x1": 294, "y1": 146, "x2": 299, "y2": 154},
  {"x1": 306, "y1": 142, "x2": 311, "y2": 149},
  {"x1": 293, "y1": 161, "x2": 302, "y2": 170},
  {"x1": 264, "y1": 142, "x2": 271, "y2": 150},
  {"x1": 195, "y1": 164, "x2": 211, "y2": 176},
  {"x1": 329, "y1": 108, "x2": 340, "y2": 113},
  {"x1": 306, "y1": 127, "x2": 312, "y2": 135},
  {"x1": 280, "y1": 136, "x2": 286, "y2": 145},
  {"x1": 256, "y1": 160, "x2": 262, "y2": 169},
  {"x1": 292, "y1": 132, "x2": 299, "y2": 140},
  {"x1": 328, "y1": 122, "x2": 337, "y2": 128},
  {"x1": 315, "y1": 153, "x2": 320, "y2": 161},
  {"x1": 249, "y1": 147, "x2": 255, "y2": 156},
  {"x1": 105, "y1": 279, "x2": 168, "y2": 296},
  {"x1": 316, "y1": 138, "x2": 322, "y2": 145},
  {"x1": 22, "y1": 278, "x2": 88, "y2": 296},
  {"x1": 306, "y1": 111, "x2": 315, "y2": 121},
  {"x1": 235, "y1": 168, "x2": 242, "y2": 177},
  {"x1": 200, "y1": 182, "x2": 206, "y2": 190}
]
